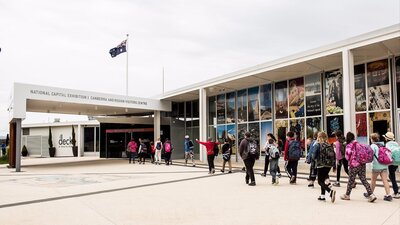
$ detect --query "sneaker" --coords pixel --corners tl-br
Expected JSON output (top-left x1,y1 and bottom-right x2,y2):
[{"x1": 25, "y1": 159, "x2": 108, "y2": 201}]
[
  {"x1": 340, "y1": 194, "x2": 350, "y2": 200},
  {"x1": 363, "y1": 193, "x2": 370, "y2": 198},
  {"x1": 384, "y1": 195, "x2": 393, "y2": 202},
  {"x1": 308, "y1": 183, "x2": 314, "y2": 188},
  {"x1": 228, "y1": 171, "x2": 232, "y2": 174},
  {"x1": 248, "y1": 182, "x2": 256, "y2": 186},
  {"x1": 330, "y1": 190, "x2": 336, "y2": 203},
  {"x1": 212, "y1": 169, "x2": 215, "y2": 174},
  {"x1": 352, "y1": 183, "x2": 357, "y2": 188},
  {"x1": 275, "y1": 178, "x2": 279, "y2": 185},
  {"x1": 317, "y1": 196, "x2": 326, "y2": 201},
  {"x1": 368, "y1": 194, "x2": 377, "y2": 203},
  {"x1": 261, "y1": 173, "x2": 266, "y2": 177},
  {"x1": 220, "y1": 170, "x2": 224, "y2": 173},
  {"x1": 393, "y1": 193, "x2": 400, "y2": 199},
  {"x1": 192, "y1": 164, "x2": 196, "y2": 167},
  {"x1": 277, "y1": 173, "x2": 282, "y2": 178},
  {"x1": 332, "y1": 182, "x2": 340, "y2": 187},
  {"x1": 245, "y1": 178, "x2": 249, "y2": 184}
]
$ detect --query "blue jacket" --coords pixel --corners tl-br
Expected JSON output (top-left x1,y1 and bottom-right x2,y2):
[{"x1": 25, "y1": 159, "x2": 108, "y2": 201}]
[
  {"x1": 306, "y1": 140, "x2": 317, "y2": 163},
  {"x1": 184, "y1": 139, "x2": 194, "y2": 152}
]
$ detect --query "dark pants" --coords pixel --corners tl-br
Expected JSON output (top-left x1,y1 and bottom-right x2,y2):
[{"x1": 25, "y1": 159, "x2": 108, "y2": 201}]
[
  {"x1": 207, "y1": 155, "x2": 215, "y2": 172},
  {"x1": 317, "y1": 167, "x2": 332, "y2": 195},
  {"x1": 129, "y1": 152, "x2": 137, "y2": 163},
  {"x1": 389, "y1": 165, "x2": 399, "y2": 194},
  {"x1": 165, "y1": 152, "x2": 171, "y2": 165},
  {"x1": 336, "y1": 158, "x2": 349, "y2": 182},
  {"x1": 139, "y1": 152, "x2": 146, "y2": 163},
  {"x1": 286, "y1": 160, "x2": 298, "y2": 181},
  {"x1": 150, "y1": 153, "x2": 155, "y2": 163},
  {"x1": 270, "y1": 159, "x2": 279, "y2": 180},
  {"x1": 263, "y1": 155, "x2": 270, "y2": 174},
  {"x1": 309, "y1": 160, "x2": 317, "y2": 181},
  {"x1": 244, "y1": 157, "x2": 256, "y2": 183}
]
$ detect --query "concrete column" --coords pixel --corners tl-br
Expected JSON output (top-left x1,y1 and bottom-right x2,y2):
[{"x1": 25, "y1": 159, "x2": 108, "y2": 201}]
[
  {"x1": 15, "y1": 119, "x2": 21, "y2": 172},
  {"x1": 199, "y1": 88, "x2": 207, "y2": 162},
  {"x1": 342, "y1": 49, "x2": 356, "y2": 133},
  {"x1": 154, "y1": 110, "x2": 161, "y2": 143},
  {"x1": 78, "y1": 124, "x2": 81, "y2": 157}
]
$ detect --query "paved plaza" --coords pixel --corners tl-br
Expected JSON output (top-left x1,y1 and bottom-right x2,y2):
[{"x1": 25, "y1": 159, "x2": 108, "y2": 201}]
[{"x1": 0, "y1": 157, "x2": 399, "y2": 225}]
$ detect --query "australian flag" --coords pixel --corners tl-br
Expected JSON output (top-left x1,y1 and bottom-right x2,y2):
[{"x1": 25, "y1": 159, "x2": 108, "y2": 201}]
[{"x1": 109, "y1": 40, "x2": 127, "y2": 57}]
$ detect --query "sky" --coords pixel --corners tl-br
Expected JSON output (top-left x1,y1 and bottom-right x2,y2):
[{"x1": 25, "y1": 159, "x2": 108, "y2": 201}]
[{"x1": 0, "y1": 0, "x2": 399, "y2": 136}]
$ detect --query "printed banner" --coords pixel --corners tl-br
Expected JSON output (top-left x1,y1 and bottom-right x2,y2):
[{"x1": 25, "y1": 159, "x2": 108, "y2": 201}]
[
  {"x1": 260, "y1": 84, "x2": 272, "y2": 120},
  {"x1": 326, "y1": 115, "x2": 343, "y2": 143},
  {"x1": 367, "y1": 59, "x2": 390, "y2": 111},
  {"x1": 356, "y1": 113, "x2": 368, "y2": 144},
  {"x1": 289, "y1": 77, "x2": 305, "y2": 118},
  {"x1": 306, "y1": 95, "x2": 322, "y2": 116},
  {"x1": 354, "y1": 64, "x2": 367, "y2": 112},
  {"x1": 237, "y1": 90, "x2": 247, "y2": 123},
  {"x1": 248, "y1": 87, "x2": 260, "y2": 121},
  {"x1": 306, "y1": 117, "x2": 322, "y2": 139},
  {"x1": 226, "y1": 92, "x2": 235, "y2": 124},
  {"x1": 275, "y1": 81, "x2": 288, "y2": 119},
  {"x1": 325, "y1": 70, "x2": 343, "y2": 115}
]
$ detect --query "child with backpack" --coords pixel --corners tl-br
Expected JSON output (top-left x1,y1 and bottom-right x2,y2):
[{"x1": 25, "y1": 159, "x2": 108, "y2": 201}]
[
  {"x1": 384, "y1": 132, "x2": 400, "y2": 199},
  {"x1": 368, "y1": 133, "x2": 392, "y2": 201},
  {"x1": 284, "y1": 131, "x2": 301, "y2": 184},
  {"x1": 138, "y1": 138, "x2": 147, "y2": 164},
  {"x1": 306, "y1": 132, "x2": 318, "y2": 187},
  {"x1": 150, "y1": 141, "x2": 155, "y2": 164},
  {"x1": 333, "y1": 131, "x2": 349, "y2": 187},
  {"x1": 184, "y1": 135, "x2": 196, "y2": 167},
  {"x1": 196, "y1": 137, "x2": 219, "y2": 174},
  {"x1": 268, "y1": 138, "x2": 280, "y2": 185},
  {"x1": 154, "y1": 137, "x2": 163, "y2": 165},
  {"x1": 221, "y1": 138, "x2": 232, "y2": 173},
  {"x1": 312, "y1": 132, "x2": 336, "y2": 202},
  {"x1": 164, "y1": 138, "x2": 173, "y2": 165},
  {"x1": 340, "y1": 132, "x2": 377, "y2": 202}
]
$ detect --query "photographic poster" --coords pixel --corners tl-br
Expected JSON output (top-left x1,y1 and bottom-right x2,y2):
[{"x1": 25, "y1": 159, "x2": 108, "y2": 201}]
[
  {"x1": 260, "y1": 84, "x2": 272, "y2": 120},
  {"x1": 325, "y1": 70, "x2": 343, "y2": 115},
  {"x1": 260, "y1": 121, "x2": 273, "y2": 151},
  {"x1": 275, "y1": 120, "x2": 288, "y2": 148},
  {"x1": 289, "y1": 77, "x2": 305, "y2": 118},
  {"x1": 217, "y1": 125, "x2": 226, "y2": 143},
  {"x1": 238, "y1": 123, "x2": 247, "y2": 145},
  {"x1": 248, "y1": 122, "x2": 260, "y2": 147},
  {"x1": 290, "y1": 119, "x2": 304, "y2": 140},
  {"x1": 248, "y1": 87, "x2": 260, "y2": 121},
  {"x1": 369, "y1": 111, "x2": 391, "y2": 142},
  {"x1": 237, "y1": 89, "x2": 247, "y2": 123},
  {"x1": 354, "y1": 64, "x2": 367, "y2": 112},
  {"x1": 306, "y1": 117, "x2": 321, "y2": 139},
  {"x1": 367, "y1": 59, "x2": 390, "y2": 111},
  {"x1": 226, "y1": 92, "x2": 236, "y2": 124},
  {"x1": 306, "y1": 95, "x2": 322, "y2": 116},
  {"x1": 356, "y1": 113, "x2": 368, "y2": 144},
  {"x1": 217, "y1": 94, "x2": 225, "y2": 124},
  {"x1": 396, "y1": 57, "x2": 400, "y2": 107},
  {"x1": 275, "y1": 81, "x2": 288, "y2": 119},
  {"x1": 227, "y1": 124, "x2": 237, "y2": 154},
  {"x1": 326, "y1": 115, "x2": 343, "y2": 143},
  {"x1": 305, "y1": 73, "x2": 321, "y2": 96}
]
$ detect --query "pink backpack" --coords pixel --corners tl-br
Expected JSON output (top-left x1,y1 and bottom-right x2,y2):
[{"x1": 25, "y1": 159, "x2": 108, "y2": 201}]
[
  {"x1": 355, "y1": 143, "x2": 374, "y2": 164},
  {"x1": 164, "y1": 143, "x2": 171, "y2": 153},
  {"x1": 375, "y1": 143, "x2": 393, "y2": 165}
]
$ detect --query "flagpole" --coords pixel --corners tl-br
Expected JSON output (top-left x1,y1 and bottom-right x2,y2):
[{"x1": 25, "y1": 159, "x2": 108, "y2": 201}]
[{"x1": 126, "y1": 34, "x2": 129, "y2": 96}]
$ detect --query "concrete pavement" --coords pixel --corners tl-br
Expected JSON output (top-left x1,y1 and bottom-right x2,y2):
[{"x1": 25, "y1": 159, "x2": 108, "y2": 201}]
[{"x1": 0, "y1": 157, "x2": 399, "y2": 225}]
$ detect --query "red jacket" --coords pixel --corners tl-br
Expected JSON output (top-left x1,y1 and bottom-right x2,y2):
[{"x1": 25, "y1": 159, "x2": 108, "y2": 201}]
[
  {"x1": 196, "y1": 140, "x2": 219, "y2": 155},
  {"x1": 284, "y1": 137, "x2": 295, "y2": 161}
]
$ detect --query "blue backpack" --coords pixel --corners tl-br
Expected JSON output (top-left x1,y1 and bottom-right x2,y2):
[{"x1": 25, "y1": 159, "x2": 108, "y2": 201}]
[{"x1": 288, "y1": 140, "x2": 301, "y2": 160}]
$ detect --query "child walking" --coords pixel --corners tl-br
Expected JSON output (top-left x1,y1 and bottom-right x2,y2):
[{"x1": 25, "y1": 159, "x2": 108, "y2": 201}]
[{"x1": 268, "y1": 139, "x2": 280, "y2": 185}]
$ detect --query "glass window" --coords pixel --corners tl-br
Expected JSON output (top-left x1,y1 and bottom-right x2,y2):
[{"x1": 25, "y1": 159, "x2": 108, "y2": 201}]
[
  {"x1": 260, "y1": 121, "x2": 273, "y2": 149},
  {"x1": 217, "y1": 94, "x2": 226, "y2": 124},
  {"x1": 275, "y1": 81, "x2": 288, "y2": 119},
  {"x1": 192, "y1": 100, "x2": 199, "y2": 127},
  {"x1": 248, "y1": 87, "x2": 260, "y2": 121},
  {"x1": 289, "y1": 77, "x2": 305, "y2": 118},
  {"x1": 217, "y1": 125, "x2": 226, "y2": 143},
  {"x1": 325, "y1": 70, "x2": 343, "y2": 115},
  {"x1": 275, "y1": 120, "x2": 288, "y2": 148},
  {"x1": 185, "y1": 101, "x2": 192, "y2": 127},
  {"x1": 208, "y1": 96, "x2": 216, "y2": 125},
  {"x1": 178, "y1": 102, "x2": 184, "y2": 119},
  {"x1": 367, "y1": 59, "x2": 390, "y2": 111},
  {"x1": 237, "y1": 89, "x2": 247, "y2": 123},
  {"x1": 248, "y1": 122, "x2": 260, "y2": 147},
  {"x1": 238, "y1": 123, "x2": 247, "y2": 144},
  {"x1": 226, "y1": 124, "x2": 237, "y2": 155},
  {"x1": 326, "y1": 115, "x2": 344, "y2": 143},
  {"x1": 306, "y1": 117, "x2": 321, "y2": 139},
  {"x1": 356, "y1": 113, "x2": 368, "y2": 144},
  {"x1": 369, "y1": 111, "x2": 391, "y2": 142},
  {"x1": 354, "y1": 64, "x2": 367, "y2": 112},
  {"x1": 171, "y1": 102, "x2": 178, "y2": 118},
  {"x1": 226, "y1": 92, "x2": 236, "y2": 124},
  {"x1": 260, "y1": 84, "x2": 272, "y2": 120}
]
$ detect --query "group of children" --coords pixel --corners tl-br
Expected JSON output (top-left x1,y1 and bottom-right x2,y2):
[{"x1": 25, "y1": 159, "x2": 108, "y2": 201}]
[{"x1": 126, "y1": 137, "x2": 173, "y2": 165}]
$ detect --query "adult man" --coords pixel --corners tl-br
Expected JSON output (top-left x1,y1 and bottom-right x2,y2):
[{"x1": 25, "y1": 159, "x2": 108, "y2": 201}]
[
  {"x1": 239, "y1": 132, "x2": 257, "y2": 186},
  {"x1": 184, "y1": 135, "x2": 196, "y2": 167}
]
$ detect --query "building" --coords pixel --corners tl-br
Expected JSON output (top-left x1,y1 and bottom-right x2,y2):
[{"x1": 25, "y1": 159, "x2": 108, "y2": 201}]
[{"x1": 8, "y1": 24, "x2": 400, "y2": 172}]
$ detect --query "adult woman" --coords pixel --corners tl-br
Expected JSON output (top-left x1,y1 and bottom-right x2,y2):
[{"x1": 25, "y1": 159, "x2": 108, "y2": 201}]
[
  {"x1": 367, "y1": 133, "x2": 392, "y2": 201},
  {"x1": 127, "y1": 138, "x2": 137, "y2": 164},
  {"x1": 333, "y1": 131, "x2": 348, "y2": 187},
  {"x1": 340, "y1": 132, "x2": 377, "y2": 202},
  {"x1": 313, "y1": 132, "x2": 336, "y2": 202}
]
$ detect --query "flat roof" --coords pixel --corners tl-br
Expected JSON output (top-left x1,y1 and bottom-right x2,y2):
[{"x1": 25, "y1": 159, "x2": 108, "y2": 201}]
[{"x1": 158, "y1": 23, "x2": 400, "y2": 102}]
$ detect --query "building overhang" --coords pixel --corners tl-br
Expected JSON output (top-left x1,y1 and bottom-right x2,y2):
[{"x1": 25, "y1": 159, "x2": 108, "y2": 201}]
[
  {"x1": 159, "y1": 24, "x2": 400, "y2": 102},
  {"x1": 9, "y1": 83, "x2": 172, "y2": 122}
]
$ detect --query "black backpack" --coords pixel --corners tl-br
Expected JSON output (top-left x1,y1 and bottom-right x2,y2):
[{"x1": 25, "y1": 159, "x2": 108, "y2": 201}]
[
  {"x1": 318, "y1": 143, "x2": 336, "y2": 167},
  {"x1": 247, "y1": 140, "x2": 260, "y2": 159},
  {"x1": 288, "y1": 140, "x2": 301, "y2": 160},
  {"x1": 213, "y1": 143, "x2": 219, "y2": 156}
]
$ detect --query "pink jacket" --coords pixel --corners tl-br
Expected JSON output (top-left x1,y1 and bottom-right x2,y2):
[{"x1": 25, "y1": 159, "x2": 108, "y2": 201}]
[
  {"x1": 334, "y1": 140, "x2": 343, "y2": 161},
  {"x1": 345, "y1": 141, "x2": 360, "y2": 168},
  {"x1": 128, "y1": 141, "x2": 137, "y2": 152}
]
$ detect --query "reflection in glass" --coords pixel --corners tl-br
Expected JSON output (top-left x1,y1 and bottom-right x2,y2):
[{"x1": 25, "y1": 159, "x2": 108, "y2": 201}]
[
  {"x1": 226, "y1": 92, "x2": 236, "y2": 124},
  {"x1": 260, "y1": 84, "x2": 272, "y2": 120},
  {"x1": 275, "y1": 81, "x2": 288, "y2": 119},
  {"x1": 354, "y1": 64, "x2": 366, "y2": 112},
  {"x1": 367, "y1": 59, "x2": 390, "y2": 111},
  {"x1": 217, "y1": 94, "x2": 225, "y2": 124},
  {"x1": 289, "y1": 77, "x2": 305, "y2": 118},
  {"x1": 237, "y1": 90, "x2": 247, "y2": 123},
  {"x1": 248, "y1": 87, "x2": 260, "y2": 121}
]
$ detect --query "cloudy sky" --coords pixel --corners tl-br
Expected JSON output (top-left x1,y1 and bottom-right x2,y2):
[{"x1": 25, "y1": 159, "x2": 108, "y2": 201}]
[{"x1": 0, "y1": 0, "x2": 399, "y2": 136}]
